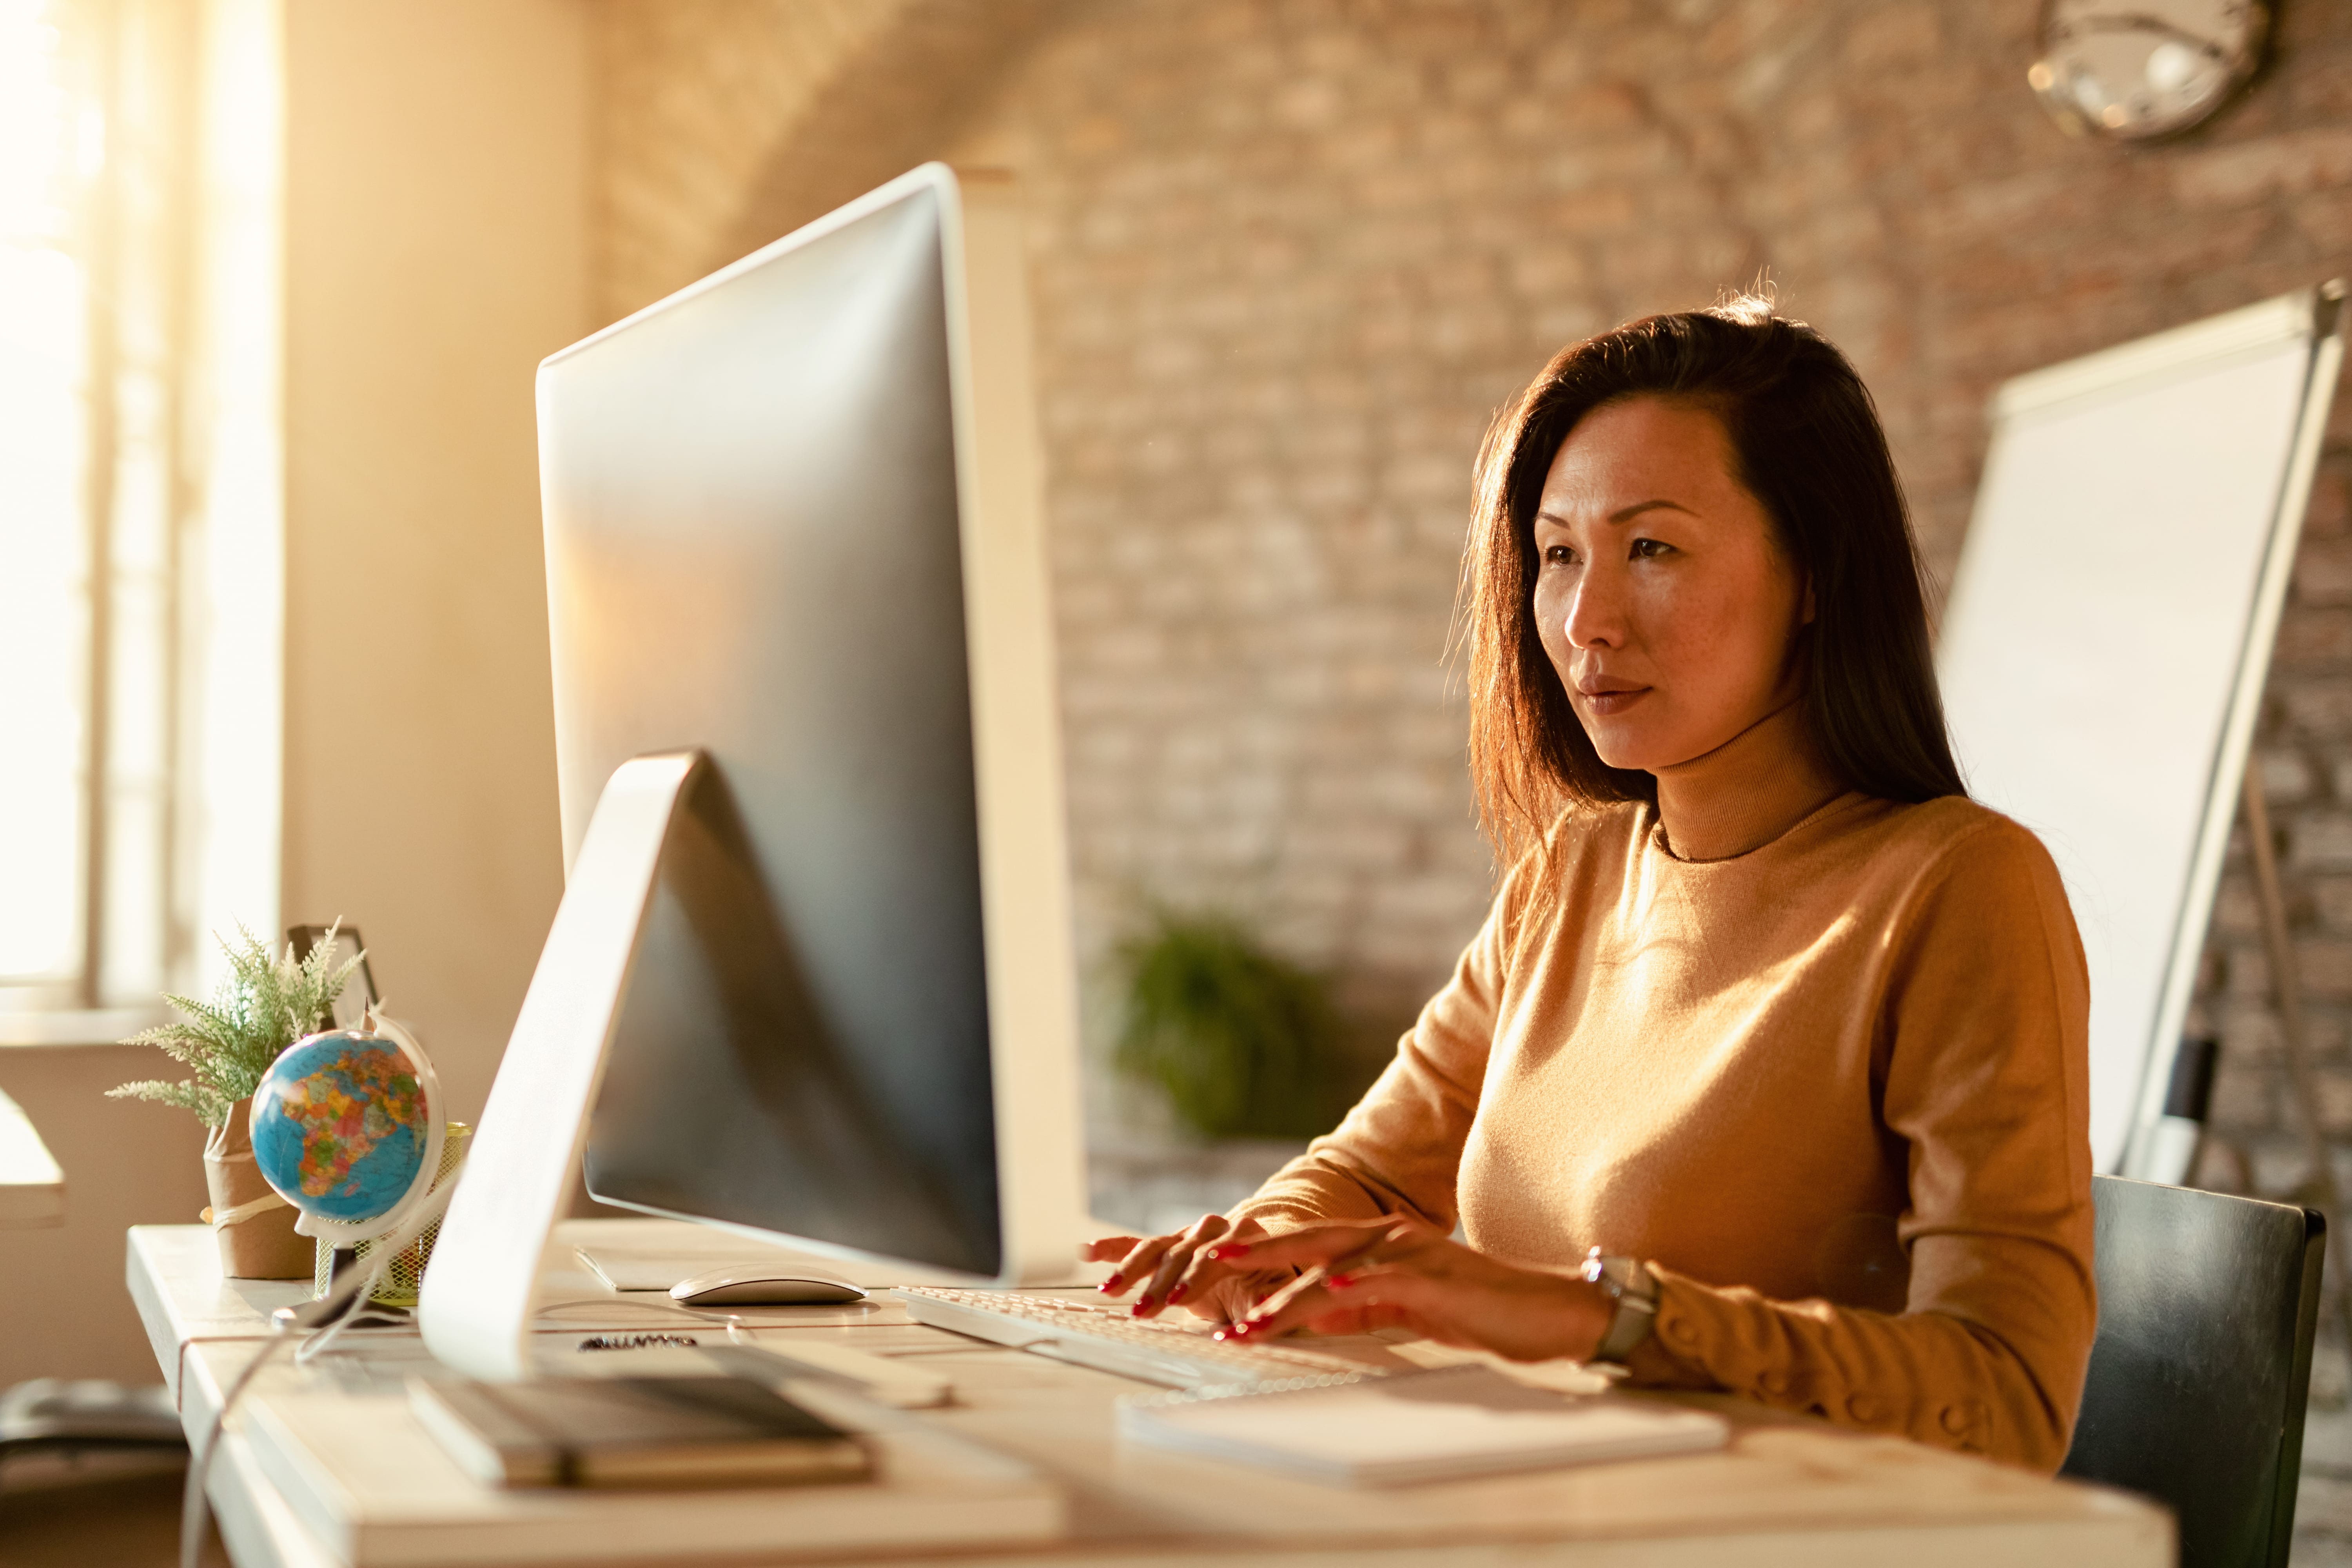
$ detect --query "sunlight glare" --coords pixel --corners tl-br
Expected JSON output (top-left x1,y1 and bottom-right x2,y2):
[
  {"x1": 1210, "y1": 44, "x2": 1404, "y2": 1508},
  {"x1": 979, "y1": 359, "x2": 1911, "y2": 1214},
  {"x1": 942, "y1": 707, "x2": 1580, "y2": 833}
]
[{"x1": 0, "y1": 0, "x2": 90, "y2": 983}]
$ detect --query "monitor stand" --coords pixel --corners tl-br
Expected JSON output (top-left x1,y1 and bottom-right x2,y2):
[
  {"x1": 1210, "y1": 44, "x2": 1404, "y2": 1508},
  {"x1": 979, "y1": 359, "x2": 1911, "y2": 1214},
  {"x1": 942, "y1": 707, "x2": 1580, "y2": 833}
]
[
  {"x1": 419, "y1": 749, "x2": 1114, "y2": 1383},
  {"x1": 420, "y1": 750, "x2": 706, "y2": 1383}
]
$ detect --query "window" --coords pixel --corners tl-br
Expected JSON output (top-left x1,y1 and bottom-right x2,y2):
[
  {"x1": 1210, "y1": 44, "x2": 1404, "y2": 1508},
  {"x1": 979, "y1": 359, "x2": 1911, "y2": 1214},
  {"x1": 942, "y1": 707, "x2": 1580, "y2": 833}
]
[
  {"x1": 0, "y1": 0, "x2": 282, "y2": 1026},
  {"x1": 2, "y1": 0, "x2": 118, "y2": 1004}
]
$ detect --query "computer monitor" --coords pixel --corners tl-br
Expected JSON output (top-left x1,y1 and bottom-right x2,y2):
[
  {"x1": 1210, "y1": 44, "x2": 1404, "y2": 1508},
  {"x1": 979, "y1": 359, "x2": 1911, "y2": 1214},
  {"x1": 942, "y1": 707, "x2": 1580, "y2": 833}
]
[{"x1": 421, "y1": 165, "x2": 1087, "y2": 1382}]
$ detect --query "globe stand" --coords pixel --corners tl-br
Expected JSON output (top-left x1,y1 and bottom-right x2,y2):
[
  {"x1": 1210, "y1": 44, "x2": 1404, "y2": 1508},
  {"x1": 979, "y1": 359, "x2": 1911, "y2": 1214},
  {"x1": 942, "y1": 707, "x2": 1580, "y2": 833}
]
[{"x1": 327, "y1": 1245, "x2": 359, "y2": 1285}]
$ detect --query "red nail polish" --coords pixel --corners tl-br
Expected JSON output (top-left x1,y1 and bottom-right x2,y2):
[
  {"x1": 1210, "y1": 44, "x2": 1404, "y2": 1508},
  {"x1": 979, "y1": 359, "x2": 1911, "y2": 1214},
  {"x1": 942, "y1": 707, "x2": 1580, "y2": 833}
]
[
  {"x1": 1207, "y1": 1243, "x2": 1250, "y2": 1260},
  {"x1": 1101, "y1": 1273, "x2": 1122, "y2": 1291},
  {"x1": 1328, "y1": 1272, "x2": 1356, "y2": 1289},
  {"x1": 1132, "y1": 1296, "x2": 1156, "y2": 1315},
  {"x1": 1167, "y1": 1283, "x2": 1189, "y2": 1304}
]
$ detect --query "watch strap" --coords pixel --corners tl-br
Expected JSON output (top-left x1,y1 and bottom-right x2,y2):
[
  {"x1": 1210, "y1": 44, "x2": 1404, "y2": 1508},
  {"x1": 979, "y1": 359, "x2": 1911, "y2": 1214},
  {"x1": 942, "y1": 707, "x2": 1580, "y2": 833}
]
[{"x1": 1581, "y1": 1249, "x2": 1658, "y2": 1365}]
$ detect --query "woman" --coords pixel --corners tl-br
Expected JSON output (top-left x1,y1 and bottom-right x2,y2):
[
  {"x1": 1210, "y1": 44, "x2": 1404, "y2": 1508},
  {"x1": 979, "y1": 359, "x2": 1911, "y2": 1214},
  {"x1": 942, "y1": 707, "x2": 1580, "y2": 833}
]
[{"x1": 1086, "y1": 298, "x2": 2096, "y2": 1474}]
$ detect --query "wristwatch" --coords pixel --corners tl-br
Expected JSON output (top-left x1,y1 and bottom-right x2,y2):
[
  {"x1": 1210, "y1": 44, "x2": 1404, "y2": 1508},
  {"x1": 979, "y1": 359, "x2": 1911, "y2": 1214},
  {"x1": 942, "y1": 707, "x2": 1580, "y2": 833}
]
[{"x1": 1580, "y1": 1248, "x2": 1659, "y2": 1365}]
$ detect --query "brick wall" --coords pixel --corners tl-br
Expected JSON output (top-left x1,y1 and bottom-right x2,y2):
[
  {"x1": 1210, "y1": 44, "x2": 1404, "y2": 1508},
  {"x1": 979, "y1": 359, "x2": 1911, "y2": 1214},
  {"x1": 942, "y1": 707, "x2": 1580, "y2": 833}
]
[
  {"x1": 593, "y1": 0, "x2": 1066, "y2": 323},
  {"x1": 592, "y1": 0, "x2": 2352, "y2": 1181}
]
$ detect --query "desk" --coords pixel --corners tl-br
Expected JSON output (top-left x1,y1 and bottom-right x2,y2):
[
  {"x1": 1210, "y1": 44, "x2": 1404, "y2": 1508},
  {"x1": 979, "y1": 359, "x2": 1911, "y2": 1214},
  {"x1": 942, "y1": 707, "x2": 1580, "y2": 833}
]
[
  {"x1": 127, "y1": 1220, "x2": 2171, "y2": 1567},
  {"x1": 0, "y1": 1085, "x2": 65, "y2": 1227}
]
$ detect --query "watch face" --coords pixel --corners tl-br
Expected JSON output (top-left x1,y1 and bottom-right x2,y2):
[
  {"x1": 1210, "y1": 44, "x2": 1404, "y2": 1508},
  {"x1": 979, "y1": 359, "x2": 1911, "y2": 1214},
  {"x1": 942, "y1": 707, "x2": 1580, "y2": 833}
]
[{"x1": 2029, "y1": 0, "x2": 2266, "y2": 141}]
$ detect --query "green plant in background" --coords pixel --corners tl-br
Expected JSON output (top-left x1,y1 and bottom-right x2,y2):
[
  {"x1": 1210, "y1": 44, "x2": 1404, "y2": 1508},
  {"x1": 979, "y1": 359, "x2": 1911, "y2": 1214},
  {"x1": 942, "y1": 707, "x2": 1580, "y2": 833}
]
[
  {"x1": 107, "y1": 924, "x2": 363, "y2": 1127},
  {"x1": 1114, "y1": 910, "x2": 1342, "y2": 1140}
]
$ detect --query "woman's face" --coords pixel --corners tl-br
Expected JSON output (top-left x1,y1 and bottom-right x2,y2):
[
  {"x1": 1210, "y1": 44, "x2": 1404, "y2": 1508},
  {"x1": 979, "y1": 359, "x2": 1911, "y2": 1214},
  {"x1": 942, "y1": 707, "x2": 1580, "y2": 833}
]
[{"x1": 1531, "y1": 396, "x2": 1810, "y2": 775}]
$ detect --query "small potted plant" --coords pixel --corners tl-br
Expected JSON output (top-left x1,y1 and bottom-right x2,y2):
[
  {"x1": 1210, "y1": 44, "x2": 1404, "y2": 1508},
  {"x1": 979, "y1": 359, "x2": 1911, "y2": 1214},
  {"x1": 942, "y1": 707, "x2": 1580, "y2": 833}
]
[
  {"x1": 1114, "y1": 910, "x2": 1343, "y2": 1140},
  {"x1": 109, "y1": 925, "x2": 362, "y2": 1278}
]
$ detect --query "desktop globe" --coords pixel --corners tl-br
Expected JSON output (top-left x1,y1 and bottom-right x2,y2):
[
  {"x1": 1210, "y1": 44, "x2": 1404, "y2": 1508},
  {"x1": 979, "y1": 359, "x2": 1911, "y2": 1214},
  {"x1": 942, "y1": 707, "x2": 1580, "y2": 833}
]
[{"x1": 250, "y1": 1029, "x2": 432, "y2": 1227}]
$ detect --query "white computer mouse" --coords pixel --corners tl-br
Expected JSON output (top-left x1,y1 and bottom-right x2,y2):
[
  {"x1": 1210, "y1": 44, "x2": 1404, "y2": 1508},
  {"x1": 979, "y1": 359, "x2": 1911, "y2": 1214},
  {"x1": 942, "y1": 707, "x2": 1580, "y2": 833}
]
[{"x1": 668, "y1": 1267, "x2": 869, "y2": 1307}]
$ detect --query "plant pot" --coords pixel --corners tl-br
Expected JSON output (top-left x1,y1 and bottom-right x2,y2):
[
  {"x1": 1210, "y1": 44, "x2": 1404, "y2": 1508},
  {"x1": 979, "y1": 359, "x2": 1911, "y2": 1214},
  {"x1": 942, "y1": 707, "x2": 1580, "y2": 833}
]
[{"x1": 203, "y1": 1098, "x2": 311, "y2": 1279}]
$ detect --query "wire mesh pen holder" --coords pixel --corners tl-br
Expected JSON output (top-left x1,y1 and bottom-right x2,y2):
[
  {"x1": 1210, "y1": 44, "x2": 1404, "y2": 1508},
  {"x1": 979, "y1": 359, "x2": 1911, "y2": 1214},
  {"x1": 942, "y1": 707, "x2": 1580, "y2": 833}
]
[{"x1": 312, "y1": 1122, "x2": 472, "y2": 1307}]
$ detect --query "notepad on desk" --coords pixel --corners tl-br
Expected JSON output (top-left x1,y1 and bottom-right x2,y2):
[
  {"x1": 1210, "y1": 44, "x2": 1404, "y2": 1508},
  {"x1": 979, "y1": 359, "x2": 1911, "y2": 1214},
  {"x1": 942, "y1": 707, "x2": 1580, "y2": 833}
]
[
  {"x1": 410, "y1": 1376, "x2": 870, "y2": 1490},
  {"x1": 1118, "y1": 1365, "x2": 1728, "y2": 1487}
]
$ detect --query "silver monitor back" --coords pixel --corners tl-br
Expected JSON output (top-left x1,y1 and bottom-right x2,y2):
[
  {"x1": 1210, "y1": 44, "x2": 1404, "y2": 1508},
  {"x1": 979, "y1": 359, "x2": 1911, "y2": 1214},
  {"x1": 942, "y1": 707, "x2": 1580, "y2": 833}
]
[
  {"x1": 420, "y1": 165, "x2": 1084, "y2": 1379},
  {"x1": 552, "y1": 163, "x2": 1082, "y2": 1278}
]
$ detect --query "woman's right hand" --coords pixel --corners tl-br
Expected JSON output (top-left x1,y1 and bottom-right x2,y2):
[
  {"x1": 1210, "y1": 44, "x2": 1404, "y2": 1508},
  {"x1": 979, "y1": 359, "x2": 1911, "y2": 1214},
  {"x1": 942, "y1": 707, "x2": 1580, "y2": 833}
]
[{"x1": 1081, "y1": 1213, "x2": 1284, "y2": 1323}]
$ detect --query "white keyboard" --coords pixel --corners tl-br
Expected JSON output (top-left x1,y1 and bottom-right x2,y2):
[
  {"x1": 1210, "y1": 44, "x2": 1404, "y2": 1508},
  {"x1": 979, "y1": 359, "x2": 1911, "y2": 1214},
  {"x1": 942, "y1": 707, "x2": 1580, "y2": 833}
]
[{"x1": 893, "y1": 1286, "x2": 1414, "y2": 1389}]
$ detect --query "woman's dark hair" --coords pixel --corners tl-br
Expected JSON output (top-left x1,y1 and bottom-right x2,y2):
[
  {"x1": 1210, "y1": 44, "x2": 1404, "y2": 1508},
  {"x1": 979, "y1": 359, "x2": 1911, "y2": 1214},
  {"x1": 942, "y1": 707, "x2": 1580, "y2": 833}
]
[{"x1": 1459, "y1": 296, "x2": 1962, "y2": 866}]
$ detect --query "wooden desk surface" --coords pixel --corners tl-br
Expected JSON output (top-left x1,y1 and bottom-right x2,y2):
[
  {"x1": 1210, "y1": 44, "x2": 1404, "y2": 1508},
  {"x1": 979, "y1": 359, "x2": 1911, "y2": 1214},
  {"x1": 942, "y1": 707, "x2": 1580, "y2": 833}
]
[{"x1": 128, "y1": 1221, "x2": 2173, "y2": 1568}]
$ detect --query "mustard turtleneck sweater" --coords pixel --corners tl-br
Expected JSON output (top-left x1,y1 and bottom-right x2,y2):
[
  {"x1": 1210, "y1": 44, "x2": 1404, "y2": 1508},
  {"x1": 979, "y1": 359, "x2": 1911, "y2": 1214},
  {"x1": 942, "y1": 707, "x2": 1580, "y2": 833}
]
[{"x1": 1230, "y1": 792, "x2": 2097, "y2": 1472}]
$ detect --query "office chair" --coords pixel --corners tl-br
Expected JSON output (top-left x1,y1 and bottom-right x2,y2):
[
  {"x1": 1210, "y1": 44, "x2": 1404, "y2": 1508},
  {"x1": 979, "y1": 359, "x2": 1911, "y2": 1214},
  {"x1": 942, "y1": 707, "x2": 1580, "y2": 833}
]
[
  {"x1": 0, "y1": 1379, "x2": 185, "y2": 1466},
  {"x1": 2062, "y1": 1174, "x2": 2325, "y2": 1568}
]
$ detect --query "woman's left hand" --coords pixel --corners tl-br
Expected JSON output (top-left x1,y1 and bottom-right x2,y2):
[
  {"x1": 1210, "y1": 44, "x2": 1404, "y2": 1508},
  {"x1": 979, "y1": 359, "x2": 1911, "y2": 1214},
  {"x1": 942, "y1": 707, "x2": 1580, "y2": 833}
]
[{"x1": 1201, "y1": 1217, "x2": 1617, "y2": 1364}]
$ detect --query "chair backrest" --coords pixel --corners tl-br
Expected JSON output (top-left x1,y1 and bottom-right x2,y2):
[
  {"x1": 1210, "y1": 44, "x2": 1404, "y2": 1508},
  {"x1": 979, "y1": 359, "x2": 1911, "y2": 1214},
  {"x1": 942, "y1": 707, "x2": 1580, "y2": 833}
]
[{"x1": 2062, "y1": 1174, "x2": 2325, "y2": 1568}]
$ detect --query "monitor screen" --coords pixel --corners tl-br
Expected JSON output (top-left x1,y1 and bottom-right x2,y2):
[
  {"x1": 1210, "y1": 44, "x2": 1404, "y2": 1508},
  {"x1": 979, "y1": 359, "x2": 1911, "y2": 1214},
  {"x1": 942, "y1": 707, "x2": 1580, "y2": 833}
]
[{"x1": 538, "y1": 176, "x2": 1002, "y2": 1275}]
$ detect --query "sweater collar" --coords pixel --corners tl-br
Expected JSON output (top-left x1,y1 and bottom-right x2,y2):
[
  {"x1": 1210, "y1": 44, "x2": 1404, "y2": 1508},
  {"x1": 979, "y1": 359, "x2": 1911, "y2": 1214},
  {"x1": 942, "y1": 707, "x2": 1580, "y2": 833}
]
[{"x1": 1643, "y1": 789, "x2": 1874, "y2": 867}]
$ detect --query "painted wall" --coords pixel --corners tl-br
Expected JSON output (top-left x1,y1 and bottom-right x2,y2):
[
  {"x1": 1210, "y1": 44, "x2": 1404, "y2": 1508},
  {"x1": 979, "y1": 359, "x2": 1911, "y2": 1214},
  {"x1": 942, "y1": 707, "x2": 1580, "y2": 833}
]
[
  {"x1": 280, "y1": 0, "x2": 590, "y2": 1128},
  {"x1": 0, "y1": 1056, "x2": 205, "y2": 1389}
]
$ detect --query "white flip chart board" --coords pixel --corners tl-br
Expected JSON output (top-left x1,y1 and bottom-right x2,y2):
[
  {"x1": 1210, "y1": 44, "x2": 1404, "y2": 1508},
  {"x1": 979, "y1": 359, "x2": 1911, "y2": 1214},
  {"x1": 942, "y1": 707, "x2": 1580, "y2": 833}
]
[{"x1": 1937, "y1": 286, "x2": 2343, "y2": 1177}]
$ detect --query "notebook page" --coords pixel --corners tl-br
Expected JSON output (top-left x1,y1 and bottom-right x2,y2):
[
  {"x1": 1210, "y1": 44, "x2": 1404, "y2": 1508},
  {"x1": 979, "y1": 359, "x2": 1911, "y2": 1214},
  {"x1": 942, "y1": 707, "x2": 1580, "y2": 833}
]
[{"x1": 1122, "y1": 1367, "x2": 1727, "y2": 1485}]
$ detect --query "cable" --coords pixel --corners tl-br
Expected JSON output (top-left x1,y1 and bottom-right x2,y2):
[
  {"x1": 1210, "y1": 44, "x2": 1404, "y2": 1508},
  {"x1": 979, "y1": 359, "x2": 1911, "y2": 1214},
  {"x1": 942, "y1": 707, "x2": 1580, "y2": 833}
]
[
  {"x1": 177, "y1": 1329, "x2": 288, "y2": 1568},
  {"x1": 291, "y1": 1253, "x2": 396, "y2": 1367},
  {"x1": 178, "y1": 1180, "x2": 456, "y2": 1568}
]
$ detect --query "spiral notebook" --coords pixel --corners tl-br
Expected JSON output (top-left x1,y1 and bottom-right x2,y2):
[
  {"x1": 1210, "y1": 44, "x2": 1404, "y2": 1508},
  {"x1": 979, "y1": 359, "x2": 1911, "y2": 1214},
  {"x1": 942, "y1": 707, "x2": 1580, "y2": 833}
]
[{"x1": 1117, "y1": 1365, "x2": 1728, "y2": 1487}]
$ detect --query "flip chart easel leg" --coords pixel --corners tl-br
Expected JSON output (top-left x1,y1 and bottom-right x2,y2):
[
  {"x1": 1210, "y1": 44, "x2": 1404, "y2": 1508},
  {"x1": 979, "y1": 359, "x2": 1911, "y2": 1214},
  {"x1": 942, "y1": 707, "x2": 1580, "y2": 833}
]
[{"x1": 2242, "y1": 754, "x2": 2349, "y2": 1323}]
